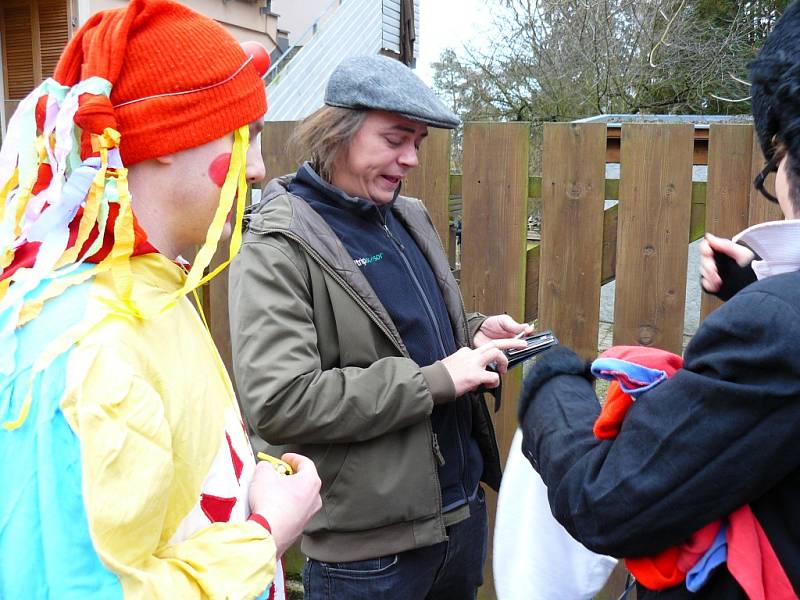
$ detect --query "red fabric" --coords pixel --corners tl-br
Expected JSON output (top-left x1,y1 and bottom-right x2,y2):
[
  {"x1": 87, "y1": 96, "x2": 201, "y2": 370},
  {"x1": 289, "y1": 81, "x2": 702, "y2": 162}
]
[
  {"x1": 248, "y1": 513, "x2": 281, "y2": 600},
  {"x1": 0, "y1": 204, "x2": 157, "y2": 283},
  {"x1": 593, "y1": 347, "x2": 687, "y2": 589},
  {"x1": 625, "y1": 547, "x2": 685, "y2": 590},
  {"x1": 599, "y1": 346, "x2": 683, "y2": 375},
  {"x1": 593, "y1": 347, "x2": 683, "y2": 441},
  {"x1": 727, "y1": 506, "x2": 796, "y2": 600},
  {"x1": 676, "y1": 521, "x2": 723, "y2": 573},
  {"x1": 594, "y1": 346, "x2": 793, "y2": 595},
  {"x1": 31, "y1": 163, "x2": 53, "y2": 195},
  {"x1": 35, "y1": 96, "x2": 48, "y2": 135},
  {"x1": 593, "y1": 380, "x2": 633, "y2": 440},
  {"x1": 199, "y1": 493, "x2": 236, "y2": 523},
  {"x1": 226, "y1": 432, "x2": 244, "y2": 483},
  {"x1": 248, "y1": 512, "x2": 271, "y2": 533}
]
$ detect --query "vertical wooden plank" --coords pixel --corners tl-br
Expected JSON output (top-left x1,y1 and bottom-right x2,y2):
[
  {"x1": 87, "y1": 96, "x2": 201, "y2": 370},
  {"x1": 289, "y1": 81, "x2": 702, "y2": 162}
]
[
  {"x1": 524, "y1": 245, "x2": 540, "y2": 323},
  {"x1": 460, "y1": 121, "x2": 529, "y2": 598},
  {"x1": 404, "y1": 127, "x2": 451, "y2": 251},
  {"x1": 207, "y1": 251, "x2": 235, "y2": 386},
  {"x1": 748, "y1": 130, "x2": 784, "y2": 226},
  {"x1": 601, "y1": 205, "x2": 619, "y2": 284},
  {"x1": 700, "y1": 124, "x2": 753, "y2": 321},
  {"x1": 538, "y1": 122, "x2": 606, "y2": 360},
  {"x1": 262, "y1": 121, "x2": 299, "y2": 183},
  {"x1": 614, "y1": 124, "x2": 693, "y2": 354}
]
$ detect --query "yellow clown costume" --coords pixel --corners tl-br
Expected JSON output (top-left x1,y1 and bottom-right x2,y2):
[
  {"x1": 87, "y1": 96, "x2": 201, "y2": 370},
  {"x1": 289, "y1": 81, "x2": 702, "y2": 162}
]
[{"x1": 0, "y1": 0, "x2": 282, "y2": 598}]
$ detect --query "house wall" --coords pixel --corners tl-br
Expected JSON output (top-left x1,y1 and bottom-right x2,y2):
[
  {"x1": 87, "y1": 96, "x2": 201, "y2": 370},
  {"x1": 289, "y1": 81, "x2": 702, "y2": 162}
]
[
  {"x1": 270, "y1": 0, "x2": 418, "y2": 59},
  {"x1": 82, "y1": 0, "x2": 279, "y2": 48},
  {"x1": 381, "y1": 0, "x2": 418, "y2": 59},
  {"x1": 270, "y1": 0, "x2": 330, "y2": 45}
]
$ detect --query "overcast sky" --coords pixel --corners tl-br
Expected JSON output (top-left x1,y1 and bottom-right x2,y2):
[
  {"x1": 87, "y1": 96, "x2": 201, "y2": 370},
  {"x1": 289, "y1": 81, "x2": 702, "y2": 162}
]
[{"x1": 415, "y1": 0, "x2": 494, "y2": 85}]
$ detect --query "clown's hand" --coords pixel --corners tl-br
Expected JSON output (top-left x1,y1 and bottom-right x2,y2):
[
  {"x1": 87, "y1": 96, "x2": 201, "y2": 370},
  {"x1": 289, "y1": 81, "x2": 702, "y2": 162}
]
[{"x1": 249, "y1": 453, "x2": 321, "y2": 557}]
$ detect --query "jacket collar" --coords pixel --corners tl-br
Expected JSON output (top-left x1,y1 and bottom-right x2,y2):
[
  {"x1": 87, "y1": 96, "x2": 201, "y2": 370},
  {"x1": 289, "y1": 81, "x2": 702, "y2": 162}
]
[
  {"x1": 294, "y1": 162, "x2": 400, "y2": 217},
  {"x1": 249, "y1": 176, "x2": 471, "y2": 349},
  {"x1": 734, "y1": 219, "x2": 800, "y2": 280}
]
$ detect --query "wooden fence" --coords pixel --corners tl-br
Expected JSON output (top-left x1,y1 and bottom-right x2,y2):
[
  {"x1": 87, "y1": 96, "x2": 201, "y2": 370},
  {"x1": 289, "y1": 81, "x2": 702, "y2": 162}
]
[{"x1": 205, "y1": 121, "x2": 782, "y2": 599}]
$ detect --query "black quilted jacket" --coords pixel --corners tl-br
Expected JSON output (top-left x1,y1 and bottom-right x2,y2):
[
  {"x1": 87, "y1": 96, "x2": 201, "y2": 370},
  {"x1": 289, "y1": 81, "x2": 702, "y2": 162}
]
[{"x1": 519, "y1": 270, "x2": 800, "y2": 598}]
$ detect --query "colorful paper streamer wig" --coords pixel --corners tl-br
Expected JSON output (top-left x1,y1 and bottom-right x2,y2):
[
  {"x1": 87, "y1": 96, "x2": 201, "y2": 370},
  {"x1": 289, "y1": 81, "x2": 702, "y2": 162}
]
[{"x1": 0, "y1": 77, "x2": 250, "y2": 429}]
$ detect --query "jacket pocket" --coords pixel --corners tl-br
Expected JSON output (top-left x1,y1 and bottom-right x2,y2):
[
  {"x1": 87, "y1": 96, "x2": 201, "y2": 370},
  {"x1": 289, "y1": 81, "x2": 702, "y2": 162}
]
[
  {"x1": 319, "y1": 554, "x2": 399, "y2": 579},
  {"x1": 322, "y1": 423, "x2": 440, "y2": 532}
]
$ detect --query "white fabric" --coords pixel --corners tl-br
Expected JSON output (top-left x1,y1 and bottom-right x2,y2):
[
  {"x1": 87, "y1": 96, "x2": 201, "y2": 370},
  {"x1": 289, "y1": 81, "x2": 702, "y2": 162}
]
[
  {"x1": 734, "y1": 219, "x2": 800, "y2": 280},
  {"x1": 493, "y1": 429, "x2": 618, "y2": 600}
]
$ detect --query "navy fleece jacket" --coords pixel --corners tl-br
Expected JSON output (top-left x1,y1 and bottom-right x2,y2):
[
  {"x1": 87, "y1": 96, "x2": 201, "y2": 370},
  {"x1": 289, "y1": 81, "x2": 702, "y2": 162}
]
[{"x1": 289, "y1": 164, "x2": 483, "y2": 511}]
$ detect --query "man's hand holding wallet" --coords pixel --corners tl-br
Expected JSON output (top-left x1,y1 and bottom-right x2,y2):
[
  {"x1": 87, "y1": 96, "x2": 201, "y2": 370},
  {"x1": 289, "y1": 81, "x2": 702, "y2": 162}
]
[{"x1": 488, "y1": 330, "x2": 559, "y2": 373}]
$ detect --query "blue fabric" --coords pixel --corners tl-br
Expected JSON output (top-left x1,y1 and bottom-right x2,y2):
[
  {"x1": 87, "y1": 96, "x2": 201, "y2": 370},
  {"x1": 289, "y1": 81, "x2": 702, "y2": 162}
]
[
  {"x1": 290, "y1": 164, "x2": 482, "y2": 511},
  {"x1": 303, "y1": 487, "x2": 488, "y2": 599},
  {"x1": 0, "y1": 269, "x2": 122, "y2": 599},
  {"x1": 686, "y1": 525, "x2": 729, "y2": 592},
  {"x1": 590, "y1": 357, "x2": 668, "y2": 397}
]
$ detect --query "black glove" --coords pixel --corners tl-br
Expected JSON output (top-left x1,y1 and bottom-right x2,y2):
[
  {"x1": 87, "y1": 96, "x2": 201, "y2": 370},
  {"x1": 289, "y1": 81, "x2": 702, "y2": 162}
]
[
  {"x1": 707, "y1": 249, "x2": 757, "y2": 301},
  {"x1": 517, "y1": 345, "x2": 594, "y2": 423}
]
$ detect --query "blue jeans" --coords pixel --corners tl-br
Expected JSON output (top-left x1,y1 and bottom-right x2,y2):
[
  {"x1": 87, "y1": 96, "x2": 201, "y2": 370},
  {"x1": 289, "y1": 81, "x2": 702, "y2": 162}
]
[{"x1": 302, "y1": 487, "x2": 488, "y2": 600}]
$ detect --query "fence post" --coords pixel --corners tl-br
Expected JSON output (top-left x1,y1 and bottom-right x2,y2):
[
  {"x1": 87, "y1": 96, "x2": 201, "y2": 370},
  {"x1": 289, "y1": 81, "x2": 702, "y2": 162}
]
[
  {"x1": 613, "y1": 124, "x2": 694, "y2": 354},
  {"x1": 404, "y1": 127, "x2": 451, "y2": 251},
  {"x1": 700, "y1": 124, "x2": 754, "y2": 321},
  {"x1": 459, "y1": 121, "x2": 530, "y2": 597},
  {"x1": 538, "y1": 122, "x2": 607, "y2": 359},
  {"x1": 263, "y1": 121, "x2": 300, "y2": 181}
]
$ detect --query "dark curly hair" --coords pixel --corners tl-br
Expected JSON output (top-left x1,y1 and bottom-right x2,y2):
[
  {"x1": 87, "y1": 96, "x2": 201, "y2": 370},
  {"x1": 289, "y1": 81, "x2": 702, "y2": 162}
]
[{"x1": 750, "y1": 1, "x2": 800, "y2": 210}]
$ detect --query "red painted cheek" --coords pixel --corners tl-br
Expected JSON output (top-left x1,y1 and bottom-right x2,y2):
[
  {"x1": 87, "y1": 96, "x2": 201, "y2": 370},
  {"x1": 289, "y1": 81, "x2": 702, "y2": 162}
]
[{"x1": 208, "y1": 153, "x2": 232, "y2": 188}]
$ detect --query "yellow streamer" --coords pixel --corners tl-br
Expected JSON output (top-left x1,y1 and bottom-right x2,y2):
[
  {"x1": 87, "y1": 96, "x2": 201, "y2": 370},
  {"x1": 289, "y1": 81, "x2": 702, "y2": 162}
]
[
  {"x1": 108, "y1": 167, "x2": 136, "y2": 315},
  {"x1": 137, "y1": 125, "x2": 250, "y2": 319},
  {"x1": 3, "y1": 310, "x2": 109, "y2": 430},
  {"x1": 54, "y1": 129, "x2": 119, "y2": 269},
  {"x1": 55, "y1": 167, "x2": 103, "y2": 269},
  {"x1": 191, "y1": 287, "x2": 210, "y2": 332},
  {"x1": 17, "y1": 265, "x2": 100, "y2": 327},
  {"x1": 9, "y1": 135, "x2": 48, "y2": 240},
  {"x1": 178, "y1": 125, "x2": 249, "y2": 292},
  {"x1": 0, "y1": 168, "x2": 19, "y2": 225}
]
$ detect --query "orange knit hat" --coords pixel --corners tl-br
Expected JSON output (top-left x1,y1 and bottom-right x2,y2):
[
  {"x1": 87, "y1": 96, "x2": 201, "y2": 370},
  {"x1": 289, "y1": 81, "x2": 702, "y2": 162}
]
[
  {"x1": 0, "y1": 0, "x2": 269, "y2": 431},
  {"x1": 53, "y1": 0, "x2": 267, "y2": 165}
]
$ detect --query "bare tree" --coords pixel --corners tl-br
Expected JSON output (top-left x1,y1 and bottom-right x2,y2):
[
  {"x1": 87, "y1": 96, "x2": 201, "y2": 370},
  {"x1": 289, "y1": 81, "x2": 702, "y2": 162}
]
[{"x1": 433, "y1": 0, "x2": 786, "y2": 126}]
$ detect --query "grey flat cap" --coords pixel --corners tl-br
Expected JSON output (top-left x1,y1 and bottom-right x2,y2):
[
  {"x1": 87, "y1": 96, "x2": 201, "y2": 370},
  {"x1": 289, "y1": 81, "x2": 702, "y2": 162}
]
[{"x1": 325, "y1": 55, "x2": 460, "y2": 129}]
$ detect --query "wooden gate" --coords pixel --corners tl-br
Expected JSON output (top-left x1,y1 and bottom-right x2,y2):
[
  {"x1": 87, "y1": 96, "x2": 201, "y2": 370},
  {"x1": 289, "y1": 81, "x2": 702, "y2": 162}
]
[{"x1": 206, "y1": 120, "x2": 781, "y2": 599}]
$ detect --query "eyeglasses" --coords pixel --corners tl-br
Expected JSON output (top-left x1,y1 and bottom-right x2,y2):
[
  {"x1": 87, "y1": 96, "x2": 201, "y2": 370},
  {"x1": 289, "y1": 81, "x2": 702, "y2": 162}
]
[{"x1": 753, "y1": 154, "x2": 780, "y2": 204}]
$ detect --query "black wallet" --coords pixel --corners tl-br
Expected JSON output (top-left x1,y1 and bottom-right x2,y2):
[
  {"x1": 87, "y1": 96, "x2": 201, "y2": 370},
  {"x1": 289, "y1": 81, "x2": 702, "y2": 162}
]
[
  {"x1": 505, "y1": 330, "x2": 559, "y2": 368},
  {"x1": 487, "y1": 330, "x2": 559, "y2": 372}
]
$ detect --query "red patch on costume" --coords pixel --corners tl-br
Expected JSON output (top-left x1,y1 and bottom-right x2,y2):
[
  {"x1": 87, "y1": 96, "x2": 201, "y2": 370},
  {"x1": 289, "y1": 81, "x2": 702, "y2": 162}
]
[
  {"x1": 208, "y1": 153, "x2": 232, "y2": 188},
  {"x1": 200, "y1": 493, "x2": 236, "y2": 523},
  {"x1": 226, "y1": 432, "x2": 244, "y2": 483}
]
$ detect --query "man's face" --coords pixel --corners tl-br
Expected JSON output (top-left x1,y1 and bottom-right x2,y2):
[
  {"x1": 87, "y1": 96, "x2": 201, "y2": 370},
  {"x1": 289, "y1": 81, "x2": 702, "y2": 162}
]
[
  {"x1": 172, "y1": 120, "x2": 265, "y2": 255},
  {"x1": 331, "y1": 111, "x2": 428, "y2": 205}
]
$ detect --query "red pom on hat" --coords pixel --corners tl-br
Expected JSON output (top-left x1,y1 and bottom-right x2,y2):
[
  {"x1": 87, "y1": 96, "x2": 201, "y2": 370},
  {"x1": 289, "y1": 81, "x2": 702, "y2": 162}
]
[{"x1": 241, "y1": 41, "x2": 271, "y2": 78}]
